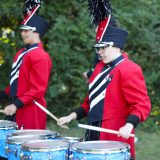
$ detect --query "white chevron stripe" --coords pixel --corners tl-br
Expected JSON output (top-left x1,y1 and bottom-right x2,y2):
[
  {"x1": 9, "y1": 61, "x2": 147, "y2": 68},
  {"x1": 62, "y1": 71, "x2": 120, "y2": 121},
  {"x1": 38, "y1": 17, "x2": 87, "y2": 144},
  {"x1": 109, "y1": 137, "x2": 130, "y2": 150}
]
[
  {"x1": 10, "y1": 46, "x2": 38, "y2": 85},
  {"x1": 11, "y1": 61, "x2": 22, "y2": 76},
  {"x1": 89, "y1": 74, "x2": 109, "y2": 99},
  {"x1": 11, "y1": 51, "x2": 27, "y2": 69},
  {"x1": 11, "y1": 47, "x2": 38, "y2": 75},
  {"x1": 90, "y1": 89, "x2": 106, "y2": 110},
  {"x1": 10, "y1": 71, "x2": 19, "y2": 85},
  {"x1": 89, "y1": 67, "x2": 110, "y2": 89}
]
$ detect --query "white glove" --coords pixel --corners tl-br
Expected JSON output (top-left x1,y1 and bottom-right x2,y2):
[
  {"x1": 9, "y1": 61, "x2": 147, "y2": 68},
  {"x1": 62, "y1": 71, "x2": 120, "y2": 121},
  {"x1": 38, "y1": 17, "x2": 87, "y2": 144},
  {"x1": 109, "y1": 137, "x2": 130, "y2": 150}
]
[
  {"x1": 0, "y1": 104, "x2": 17, "y2": 115},
  {"x1": 57, "y1": 112, "x2": 77, "y2": 126},
  {"x1": 118, "y1": 123, "x2": 133, "y2": 139}
]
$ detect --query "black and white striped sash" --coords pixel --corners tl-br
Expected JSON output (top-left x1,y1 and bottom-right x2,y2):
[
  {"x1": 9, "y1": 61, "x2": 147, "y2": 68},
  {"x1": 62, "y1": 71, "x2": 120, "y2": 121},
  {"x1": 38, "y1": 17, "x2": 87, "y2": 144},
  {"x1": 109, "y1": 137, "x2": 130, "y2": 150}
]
[
  {"x1": 88, "y1": 55, "x2": 124, "y2": 122},
  {"x1": 10, "y1": 44, "x2": 38, "y2": 97}
]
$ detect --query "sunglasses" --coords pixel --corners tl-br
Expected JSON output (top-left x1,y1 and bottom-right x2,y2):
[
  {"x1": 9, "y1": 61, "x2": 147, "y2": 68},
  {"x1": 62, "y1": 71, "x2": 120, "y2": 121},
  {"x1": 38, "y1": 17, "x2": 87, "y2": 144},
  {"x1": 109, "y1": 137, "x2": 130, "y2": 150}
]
[{"x1": 94, "y1": 45, "x2": 110, "y2": 53}]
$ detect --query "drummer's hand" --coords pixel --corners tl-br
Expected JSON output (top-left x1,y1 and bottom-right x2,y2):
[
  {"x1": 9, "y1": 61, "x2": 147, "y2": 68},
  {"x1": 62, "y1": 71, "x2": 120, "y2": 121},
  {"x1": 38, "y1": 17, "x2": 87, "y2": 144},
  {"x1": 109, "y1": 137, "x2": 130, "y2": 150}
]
[
  {"x1": 118, "y1": 123, "x2": 133, "y2": 139},
  {"x1": 83, "y1": 71, "x2": 91, "y2": 84},
  {"x1": 1, "y1": 104, "x2": 17, "y2": 115},
  {"x1": 57, "y1": 112, "x2": 77, "y2": 126}
]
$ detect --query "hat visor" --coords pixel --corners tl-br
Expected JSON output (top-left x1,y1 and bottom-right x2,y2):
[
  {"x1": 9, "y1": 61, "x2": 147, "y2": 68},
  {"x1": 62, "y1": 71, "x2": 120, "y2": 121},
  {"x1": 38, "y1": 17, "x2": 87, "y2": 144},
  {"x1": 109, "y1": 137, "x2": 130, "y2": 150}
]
[
  {"x1": 94, "y1": 41, "x2": 114, "y2": 48},
  {"x1": 19, "y1": 25, "x2": 36, "y2": 31}
]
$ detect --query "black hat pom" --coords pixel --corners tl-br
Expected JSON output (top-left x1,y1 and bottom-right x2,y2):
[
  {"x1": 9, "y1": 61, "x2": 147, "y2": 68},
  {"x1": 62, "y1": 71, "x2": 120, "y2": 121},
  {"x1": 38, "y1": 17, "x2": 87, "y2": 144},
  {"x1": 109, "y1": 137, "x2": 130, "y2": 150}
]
[
  {"x1": 87, "y1": 0, "x2": 112, "y2": 26},
  {"x1": 22, "y1": 0, "x2": 42, "y2": 16}
]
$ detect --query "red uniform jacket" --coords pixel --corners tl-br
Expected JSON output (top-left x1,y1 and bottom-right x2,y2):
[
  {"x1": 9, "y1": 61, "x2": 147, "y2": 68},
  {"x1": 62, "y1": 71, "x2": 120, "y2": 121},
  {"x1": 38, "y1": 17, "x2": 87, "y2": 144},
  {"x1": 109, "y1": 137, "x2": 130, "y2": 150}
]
[
  {"x1": 5, "y1": 42, "x2": 52, "y2": 129},
  {"x1": 80, "y1": 55, "x2": 151, "y2": 159}
]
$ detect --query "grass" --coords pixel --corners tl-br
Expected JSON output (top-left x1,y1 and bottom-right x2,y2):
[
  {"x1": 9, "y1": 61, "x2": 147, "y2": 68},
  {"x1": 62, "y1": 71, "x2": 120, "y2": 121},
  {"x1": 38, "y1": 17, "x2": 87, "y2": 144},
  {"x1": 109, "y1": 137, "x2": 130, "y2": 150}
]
[
  {"x1": 47, "y1": 122, "x2": 160, "y2": 160},
  {"x1": 135, "y1": 129, "x2": 160, "y2": 160}
]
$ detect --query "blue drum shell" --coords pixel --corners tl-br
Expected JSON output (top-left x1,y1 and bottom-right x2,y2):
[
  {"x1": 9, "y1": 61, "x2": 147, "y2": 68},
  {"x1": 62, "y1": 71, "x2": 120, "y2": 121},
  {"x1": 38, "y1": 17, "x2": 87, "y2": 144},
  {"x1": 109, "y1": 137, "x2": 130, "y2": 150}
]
[
  {"x1": 21, "y1": 140, "x2": 69, "y2": 160},
  {"x1": 6, "y1": 135, "x2": 48, "y2": 160},
  {"x1": 0, "y1": 120, "x2": 17, "y2": 158}
]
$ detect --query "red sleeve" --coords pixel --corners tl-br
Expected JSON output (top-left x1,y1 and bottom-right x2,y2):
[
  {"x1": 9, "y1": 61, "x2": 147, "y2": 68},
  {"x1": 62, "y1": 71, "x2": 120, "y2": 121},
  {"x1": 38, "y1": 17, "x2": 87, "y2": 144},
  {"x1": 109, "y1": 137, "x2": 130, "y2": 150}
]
[
  {"x1": 5, "y1": 86, "x2": 10, "y2": 95},
  {"x1": 122, "y1": 64, "x2": 151, "y2": 122},
  {"x1": 81, "y1": 95, "x2": 90, "y2": 114}
]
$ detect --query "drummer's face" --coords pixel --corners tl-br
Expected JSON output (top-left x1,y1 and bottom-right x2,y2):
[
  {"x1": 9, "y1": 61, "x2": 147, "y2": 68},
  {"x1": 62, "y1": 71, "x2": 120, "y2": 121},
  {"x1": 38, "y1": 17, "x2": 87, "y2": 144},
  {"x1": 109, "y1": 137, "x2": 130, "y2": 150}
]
[
  {"x1": 97, "y1": 45, "x2": 112, "y2": 63},
  {"x1": 21, "y1": 30, "x2": 37, "y2": 45}
]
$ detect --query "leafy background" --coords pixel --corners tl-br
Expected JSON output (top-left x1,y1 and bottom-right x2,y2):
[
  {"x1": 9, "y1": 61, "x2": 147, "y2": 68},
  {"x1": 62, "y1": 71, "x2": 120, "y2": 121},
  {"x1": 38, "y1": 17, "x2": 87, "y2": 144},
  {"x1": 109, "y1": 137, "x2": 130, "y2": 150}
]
[{"x1": 0, "y1": 0, "x2": 160, "y2": 131}]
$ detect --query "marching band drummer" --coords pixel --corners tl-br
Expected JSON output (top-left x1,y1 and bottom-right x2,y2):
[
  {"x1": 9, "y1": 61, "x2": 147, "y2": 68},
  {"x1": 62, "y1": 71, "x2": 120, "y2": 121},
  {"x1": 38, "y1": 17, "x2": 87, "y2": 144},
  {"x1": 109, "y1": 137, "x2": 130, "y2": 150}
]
[
  {"x1": 57, "y1": 24, "x2": 151, "y2": 160},
  {"x1": 0, "y1": 2, "x2": 52, "y2": 129}
]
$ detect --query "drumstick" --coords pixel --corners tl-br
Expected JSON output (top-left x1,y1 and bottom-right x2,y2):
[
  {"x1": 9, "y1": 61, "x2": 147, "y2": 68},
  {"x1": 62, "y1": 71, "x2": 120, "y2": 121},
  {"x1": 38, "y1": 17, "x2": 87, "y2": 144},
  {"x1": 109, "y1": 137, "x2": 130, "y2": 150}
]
[
  {"x1": 78, "y1": 124, "x2": 135, "y2": 138},
  {"x1": 34, "y1": 100, "x2": 69, "y2": 129},
  {"x1": 0, "y1": 105, "x2": 5, "y2": 113},
  {"x1": 0, "y1": 110, "x2": 4, "y2": 113}
]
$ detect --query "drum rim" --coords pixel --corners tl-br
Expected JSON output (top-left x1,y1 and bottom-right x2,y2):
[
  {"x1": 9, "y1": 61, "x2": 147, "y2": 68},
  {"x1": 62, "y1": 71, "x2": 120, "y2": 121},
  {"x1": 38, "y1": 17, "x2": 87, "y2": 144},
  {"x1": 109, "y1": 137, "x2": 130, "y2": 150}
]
[
  {"x1": 21, "y1": 140, "x2": 69, "y2": 152},
  {"x1": 11, "y1": 129, "x2": 57, "y2": 134},
  {"x1": 71, "y1": 141, "x2": 130, "y2": 154},
  {"x1": 0, "y1": 120, "x2": 17, "y2": 129},
  {"x1": 63, "y1": 136, "x2": 83, "y2": 141},
  {"x1": 0, "y1": 126, "x2": 16, "y2": 130}
]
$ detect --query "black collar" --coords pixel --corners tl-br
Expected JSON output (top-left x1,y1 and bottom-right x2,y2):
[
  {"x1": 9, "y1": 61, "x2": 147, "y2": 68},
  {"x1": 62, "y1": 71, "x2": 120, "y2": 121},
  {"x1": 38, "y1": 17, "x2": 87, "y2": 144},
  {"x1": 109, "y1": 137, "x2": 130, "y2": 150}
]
[
  {"x1": 25, "y1": 43, "x2": 38, "y2": 50},
  {"x1": 105, "y1": 55, "x2": 124, "y2": 68}
]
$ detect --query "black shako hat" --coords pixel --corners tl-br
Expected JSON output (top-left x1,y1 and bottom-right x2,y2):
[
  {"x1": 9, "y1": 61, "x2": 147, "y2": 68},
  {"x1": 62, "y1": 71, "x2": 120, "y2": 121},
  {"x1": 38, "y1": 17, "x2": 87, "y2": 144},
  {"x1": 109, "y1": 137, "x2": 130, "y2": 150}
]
[
  {"x1": 95, "y1": 26, "x2": 128, "y2": 50},
  {"x1": 20, "y1": 13, "x2": 49, "y2": 37},
  {"x1": 20, "y1": 1, "x2": 49, "y2": 37},
  {"x1": 85, "y1": 0, "x2": 127, "y2": 50}
]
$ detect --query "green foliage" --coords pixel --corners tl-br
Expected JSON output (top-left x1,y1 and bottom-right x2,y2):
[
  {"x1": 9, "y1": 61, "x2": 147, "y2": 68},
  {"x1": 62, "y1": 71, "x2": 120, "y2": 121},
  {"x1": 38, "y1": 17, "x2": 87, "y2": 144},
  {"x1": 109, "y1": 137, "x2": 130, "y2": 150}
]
[
  {"x1": 43, "y1": 1, "x2": 95, "y2": 115},
  {"x1": 0, "y1": 0, "x2": 160, "y2": 130}
]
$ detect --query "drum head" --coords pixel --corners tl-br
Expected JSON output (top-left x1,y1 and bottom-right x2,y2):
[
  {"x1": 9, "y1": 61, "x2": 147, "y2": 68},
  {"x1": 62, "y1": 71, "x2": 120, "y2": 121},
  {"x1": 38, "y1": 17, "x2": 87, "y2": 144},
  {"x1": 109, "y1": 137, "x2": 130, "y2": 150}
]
[
  {"x1": 0, "y1": 120, "x2": 17, "y2": 129},
  {"x1": 6, "y1": 135, "x2": 46, "y2": 144},
  {"x1": 71, "y1": 141, "x2": 130, "y2": 154},
  {"x1": 22, "y1": 140, "x2": 69, "y2": 152},
  {"x1": 9, "y1": 129, "x2": 59, "y2": 138}
]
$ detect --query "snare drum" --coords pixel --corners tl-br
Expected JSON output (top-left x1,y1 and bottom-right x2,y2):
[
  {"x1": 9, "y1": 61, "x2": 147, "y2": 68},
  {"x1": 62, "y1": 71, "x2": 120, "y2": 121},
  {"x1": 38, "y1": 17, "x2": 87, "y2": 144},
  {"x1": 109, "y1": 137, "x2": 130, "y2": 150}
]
[
  {"x1": 62, "y1": 137, "x2": 83, "y2": 160},
  {"x1": 8, "y1": 129, "x2": 60, "y2": 139},
  {"x1": 63, "y1": 137, "x2": 83, "y2": 145},
  {"x1": 20, "y1": 140, "x2": 69, "y2": 160},
  {"x1": 0, "y1": 120, "x2": 17, "y2": 158},
  {"x1": 6, "y1": 135, "x2": 48, "y2": 160},
  {"x1": 71, "y1": 141, "x2": 131, "y2": 160}
]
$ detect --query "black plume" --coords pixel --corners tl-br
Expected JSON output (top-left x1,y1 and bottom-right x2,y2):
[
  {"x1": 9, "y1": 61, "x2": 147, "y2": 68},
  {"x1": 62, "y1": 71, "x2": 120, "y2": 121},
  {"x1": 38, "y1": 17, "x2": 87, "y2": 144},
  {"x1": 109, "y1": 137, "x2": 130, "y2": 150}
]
[
  {"x1": 22, "y1": 0, "x2": 42, "y2": 16},
  {"x1": 87, "y1": 0, "x2": 112, "y2": 26}
]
